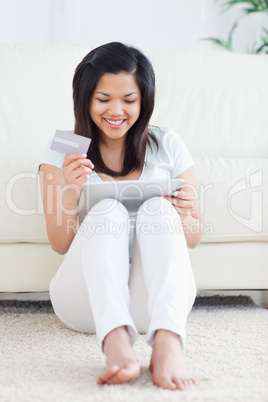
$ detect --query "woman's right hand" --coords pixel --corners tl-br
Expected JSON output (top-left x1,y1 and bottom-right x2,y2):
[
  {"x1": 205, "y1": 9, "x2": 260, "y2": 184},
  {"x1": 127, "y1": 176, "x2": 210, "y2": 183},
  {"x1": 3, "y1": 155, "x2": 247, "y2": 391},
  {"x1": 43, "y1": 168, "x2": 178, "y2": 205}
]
[{"x1": 62, "y1": 153, "x2": 94, "y2": 191}]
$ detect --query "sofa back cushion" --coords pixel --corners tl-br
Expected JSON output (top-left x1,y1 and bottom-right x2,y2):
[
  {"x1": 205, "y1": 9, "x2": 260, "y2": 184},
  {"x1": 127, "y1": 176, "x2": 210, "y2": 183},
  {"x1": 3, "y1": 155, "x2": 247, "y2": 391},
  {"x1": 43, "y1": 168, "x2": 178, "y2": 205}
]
[{"x1": 0, "y1": 44, "x2": 267, "y2": 161}]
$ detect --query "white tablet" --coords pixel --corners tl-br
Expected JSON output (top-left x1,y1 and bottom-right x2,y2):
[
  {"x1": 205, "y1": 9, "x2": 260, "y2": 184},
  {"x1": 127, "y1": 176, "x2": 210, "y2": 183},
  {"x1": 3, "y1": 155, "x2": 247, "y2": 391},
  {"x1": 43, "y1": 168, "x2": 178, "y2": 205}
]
[{"x1": 78, "y1": 178, "x2": 184, "y2": 220}]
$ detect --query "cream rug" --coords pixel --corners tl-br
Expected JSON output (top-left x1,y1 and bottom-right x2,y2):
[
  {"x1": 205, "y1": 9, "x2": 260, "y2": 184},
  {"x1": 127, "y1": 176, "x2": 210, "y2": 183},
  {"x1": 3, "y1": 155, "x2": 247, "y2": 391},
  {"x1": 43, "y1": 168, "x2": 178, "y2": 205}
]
[{"x1": 0, "y1": 296, "x2": 267, "y2": 402}]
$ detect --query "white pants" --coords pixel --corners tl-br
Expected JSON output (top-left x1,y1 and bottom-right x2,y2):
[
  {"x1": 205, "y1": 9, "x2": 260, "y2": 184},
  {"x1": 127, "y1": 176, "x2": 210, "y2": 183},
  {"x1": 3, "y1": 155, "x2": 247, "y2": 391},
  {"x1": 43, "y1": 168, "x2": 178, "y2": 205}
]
[{"x1": 50, "y1": 197, "x2": 196, "y2": 350}]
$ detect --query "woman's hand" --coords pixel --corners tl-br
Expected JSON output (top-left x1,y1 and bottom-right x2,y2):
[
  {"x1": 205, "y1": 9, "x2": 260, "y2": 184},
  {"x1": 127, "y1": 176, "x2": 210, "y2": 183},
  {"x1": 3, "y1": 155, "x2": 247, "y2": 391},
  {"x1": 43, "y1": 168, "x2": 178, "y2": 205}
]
[
  {"x1": 164, "y1": 168, "x2": 203, "y2": 248},
  {"x1": 164, "y1": 189, "x2": 198, "y2": 218},
  {"x1": 62, "y1": 153, "x2": 94, "y2": 190}
]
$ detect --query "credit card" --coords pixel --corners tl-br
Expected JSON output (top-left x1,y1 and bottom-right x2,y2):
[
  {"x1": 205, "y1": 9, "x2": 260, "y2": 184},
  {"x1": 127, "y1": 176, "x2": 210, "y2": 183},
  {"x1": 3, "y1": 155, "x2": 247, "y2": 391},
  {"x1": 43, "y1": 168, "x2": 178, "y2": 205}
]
[{"x1": 50, "y1": 130, "x2": 92, "y2": 154}]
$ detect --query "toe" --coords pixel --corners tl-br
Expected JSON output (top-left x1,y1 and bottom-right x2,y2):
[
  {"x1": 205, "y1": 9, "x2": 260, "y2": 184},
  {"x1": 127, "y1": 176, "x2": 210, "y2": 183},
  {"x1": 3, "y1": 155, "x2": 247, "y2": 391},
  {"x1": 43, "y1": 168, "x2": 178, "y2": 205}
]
[
  {"x1": 190, "y1": 377, "x2": 197, "y2": 386},
  {"x1": 174, "y1": 378, "x2": 187, "y2": 390},
  {"x1": 97, "y1": 365, "x2": 120, "y2": 384},
  {"x1": 173, "y1": 376, "x2": 196, "y2": 390},
  {"x1": 106, "y1": 376, "x2": 121, "y2": 385},
  {"x1": 152, "y1": 373, "x2": 177, "y2": 390},
  {"x1": 100, "y1": 364, "x2": 140, "y2": 385}
]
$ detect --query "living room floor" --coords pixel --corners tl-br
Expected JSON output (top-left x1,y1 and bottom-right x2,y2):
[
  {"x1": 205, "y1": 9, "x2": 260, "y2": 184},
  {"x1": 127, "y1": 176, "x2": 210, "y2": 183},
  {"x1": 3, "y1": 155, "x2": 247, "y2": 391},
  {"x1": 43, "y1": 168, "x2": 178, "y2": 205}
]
[{"x1": 1, "y1": 291, "x2": 267, "y2": 401}]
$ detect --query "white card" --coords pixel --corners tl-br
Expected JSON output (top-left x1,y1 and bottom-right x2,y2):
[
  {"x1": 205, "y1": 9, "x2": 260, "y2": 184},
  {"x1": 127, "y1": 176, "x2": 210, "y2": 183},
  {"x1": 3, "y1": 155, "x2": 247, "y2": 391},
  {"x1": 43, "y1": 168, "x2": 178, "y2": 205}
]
[{"x1": 50, "y1": 130, "x2": 91, "y2": 154}]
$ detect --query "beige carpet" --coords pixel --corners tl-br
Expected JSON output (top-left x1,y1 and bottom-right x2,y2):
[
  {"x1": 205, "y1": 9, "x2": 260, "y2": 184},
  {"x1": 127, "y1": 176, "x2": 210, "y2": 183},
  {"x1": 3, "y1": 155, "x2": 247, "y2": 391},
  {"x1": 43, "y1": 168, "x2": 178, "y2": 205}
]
[{"x1": 0, "y1": 296, "x2": 267, "y2": 402}]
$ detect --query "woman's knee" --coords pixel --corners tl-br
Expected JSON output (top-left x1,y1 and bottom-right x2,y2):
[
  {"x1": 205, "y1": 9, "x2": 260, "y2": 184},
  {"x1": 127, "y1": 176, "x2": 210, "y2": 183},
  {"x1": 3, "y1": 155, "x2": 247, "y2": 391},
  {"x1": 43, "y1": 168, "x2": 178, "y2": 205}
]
[
  {"x1": 78, "y1": 198, "x2": 130, "y2": 239},
  {"x1": 136, "y1": 196, "x2": 177, "y2": 222},
  {"x1": 88, "y1": 198, "x2": 129, "y2": 218}
]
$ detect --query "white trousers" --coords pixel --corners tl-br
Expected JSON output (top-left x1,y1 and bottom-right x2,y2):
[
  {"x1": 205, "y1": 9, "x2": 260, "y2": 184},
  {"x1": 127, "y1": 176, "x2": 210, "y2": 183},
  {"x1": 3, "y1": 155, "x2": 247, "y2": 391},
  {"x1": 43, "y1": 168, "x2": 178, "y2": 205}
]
[{"x1": 50, "y1": 197, "x2": 196, "y2": 350}]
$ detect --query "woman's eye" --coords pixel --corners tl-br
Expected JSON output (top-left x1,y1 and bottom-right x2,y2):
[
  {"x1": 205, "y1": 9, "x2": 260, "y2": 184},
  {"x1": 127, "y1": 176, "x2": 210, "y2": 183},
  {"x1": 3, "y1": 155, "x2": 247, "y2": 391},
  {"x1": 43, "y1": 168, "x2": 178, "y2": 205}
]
[
  {"x1": 124, "y1": 100, "x2": 136, "y2": 104},
  {"x1": 96, "y1": 98, "x2": 136, "y2": 104}
]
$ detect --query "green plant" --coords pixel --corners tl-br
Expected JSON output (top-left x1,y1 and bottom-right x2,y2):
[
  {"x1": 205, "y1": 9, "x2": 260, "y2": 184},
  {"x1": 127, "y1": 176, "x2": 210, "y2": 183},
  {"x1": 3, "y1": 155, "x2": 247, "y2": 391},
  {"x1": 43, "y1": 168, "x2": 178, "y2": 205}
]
[
  {"x1": 221, "y1": 0, "x2": 268, "y2": 14},
  {"x1": 204, "y1": 0, "x2": 268, "y2": 53},
  {"x1": 204, "y1": 20, "x2": 238, "y2": 51},
  {"x1": 254, "y1": 26, "x2": 268, "y2": 53}
]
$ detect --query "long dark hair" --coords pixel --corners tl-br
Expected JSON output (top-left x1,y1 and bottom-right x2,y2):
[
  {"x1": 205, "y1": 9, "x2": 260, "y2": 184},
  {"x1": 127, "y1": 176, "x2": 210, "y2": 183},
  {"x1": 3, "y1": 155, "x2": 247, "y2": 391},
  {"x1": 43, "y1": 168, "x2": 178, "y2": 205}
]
[{"x1": 73, "y1": 42, "x2": 158, "y2": 177}]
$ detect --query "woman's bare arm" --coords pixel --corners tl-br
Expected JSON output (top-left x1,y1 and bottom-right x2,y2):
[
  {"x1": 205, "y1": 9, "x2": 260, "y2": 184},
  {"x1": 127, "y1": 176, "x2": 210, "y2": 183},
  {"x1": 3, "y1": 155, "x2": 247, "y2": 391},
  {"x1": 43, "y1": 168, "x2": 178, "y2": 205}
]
[{"x1": 39, "y1": 153, "x2": 94, "y2": 254}]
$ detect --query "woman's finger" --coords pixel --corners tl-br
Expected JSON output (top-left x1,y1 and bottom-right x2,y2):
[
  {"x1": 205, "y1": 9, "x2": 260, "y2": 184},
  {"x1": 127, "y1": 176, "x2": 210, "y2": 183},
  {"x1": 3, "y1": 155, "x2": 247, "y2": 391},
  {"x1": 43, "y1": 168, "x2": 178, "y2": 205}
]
[
  {"x1": 62, "y1": 153, "x2": 94, "y2": 169},
  {"x1": 62, "y1": 153, "x2": 86, "y2": 167},
  {"x1": 63, "y1": 158, "x2": 94, "y2": 170},
  {"x1": 65, "y1": 167, "x2": 92, "y2": 183},
  {"x1": 165, "y1": 195, "x2": 194, "y2": 207},
  {"x1": 164, "y1": 196, "x2": 195, "y2": 214},
  {"x1": 62, "y1": 152, "x2": 94, "y2": 187},
  {"x1": 173, "y1": 190, "x2": 196, "y2": 200}
]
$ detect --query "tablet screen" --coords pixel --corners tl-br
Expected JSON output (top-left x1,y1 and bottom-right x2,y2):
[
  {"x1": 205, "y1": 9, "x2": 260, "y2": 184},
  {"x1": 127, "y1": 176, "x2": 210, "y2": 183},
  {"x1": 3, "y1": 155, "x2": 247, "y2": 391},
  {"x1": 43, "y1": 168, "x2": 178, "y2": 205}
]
[{"x1": 77, "y1": 178, "x2": 184, "y2": 221}]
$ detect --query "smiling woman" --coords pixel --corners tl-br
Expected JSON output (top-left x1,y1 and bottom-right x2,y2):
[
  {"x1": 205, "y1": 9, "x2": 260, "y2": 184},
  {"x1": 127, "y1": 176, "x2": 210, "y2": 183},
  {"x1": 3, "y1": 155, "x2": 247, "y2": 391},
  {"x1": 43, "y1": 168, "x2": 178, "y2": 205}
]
[{"x1": 39, "y1": 41, "x2": 202, "y2": 391}]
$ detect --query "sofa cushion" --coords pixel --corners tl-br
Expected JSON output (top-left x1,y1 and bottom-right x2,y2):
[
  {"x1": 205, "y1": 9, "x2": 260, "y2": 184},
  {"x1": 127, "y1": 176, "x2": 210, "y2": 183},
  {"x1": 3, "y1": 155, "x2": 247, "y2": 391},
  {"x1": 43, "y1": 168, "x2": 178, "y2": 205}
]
[
  {"x1": 194, "y1": 157, "x2": 268, "y2": 242},
  {"x1": 0, "y1": 156, "x2": 48, "y2": 243},
  {"x1": 1, "y1": 156, "x2": 268, "y2": 244}
]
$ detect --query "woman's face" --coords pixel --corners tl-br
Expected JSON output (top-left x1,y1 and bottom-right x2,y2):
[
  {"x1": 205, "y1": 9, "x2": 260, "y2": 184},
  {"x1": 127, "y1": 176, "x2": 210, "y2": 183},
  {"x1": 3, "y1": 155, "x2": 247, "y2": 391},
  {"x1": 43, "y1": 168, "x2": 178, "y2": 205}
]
[{"x1": 89, "y1": 72, "x2": 141, "y2": 144}]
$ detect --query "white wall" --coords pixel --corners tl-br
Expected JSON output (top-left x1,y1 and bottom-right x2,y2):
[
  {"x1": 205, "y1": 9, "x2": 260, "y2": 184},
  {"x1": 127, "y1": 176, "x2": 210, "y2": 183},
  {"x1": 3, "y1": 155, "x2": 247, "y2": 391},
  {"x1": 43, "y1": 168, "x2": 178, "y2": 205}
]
[
  {"x1": 0, "y1": 0, "x2": 52, "y2": 43},
  {"x1": 0, "y1": 0, "x2": 266, "y2": 52},
  {"x1": 51, "y1": 0, "x2": 202, "y2": 49}
]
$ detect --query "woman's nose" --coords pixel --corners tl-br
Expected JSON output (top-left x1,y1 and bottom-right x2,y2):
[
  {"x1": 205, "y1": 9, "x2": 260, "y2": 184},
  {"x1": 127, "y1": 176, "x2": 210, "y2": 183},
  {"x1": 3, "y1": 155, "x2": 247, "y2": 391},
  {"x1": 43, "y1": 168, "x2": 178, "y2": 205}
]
[{"x1": 107, "y1": 101, "x2": 124, "y2": 116}]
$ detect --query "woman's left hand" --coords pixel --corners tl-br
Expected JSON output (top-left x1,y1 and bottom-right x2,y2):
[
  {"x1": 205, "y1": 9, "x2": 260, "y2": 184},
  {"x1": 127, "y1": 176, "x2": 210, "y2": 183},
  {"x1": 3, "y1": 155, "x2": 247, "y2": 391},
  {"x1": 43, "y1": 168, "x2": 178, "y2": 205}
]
[
  {"x1": 164, "y1": 189, "x2": 197, "y2": 217},
  {"x1": 165, "y1": 169, "x2": 203, "y2": 248}
]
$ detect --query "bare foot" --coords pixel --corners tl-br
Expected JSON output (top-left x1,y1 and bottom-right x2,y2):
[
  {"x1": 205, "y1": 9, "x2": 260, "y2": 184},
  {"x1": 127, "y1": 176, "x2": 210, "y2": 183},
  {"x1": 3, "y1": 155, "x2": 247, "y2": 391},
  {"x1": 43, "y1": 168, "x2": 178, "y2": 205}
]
[
  {"x1": 149, "y1": 329, "x2": 196, "y2": 390},
  {"x1": 97, "y1": 326, "x2": 140, "y2": 385}
]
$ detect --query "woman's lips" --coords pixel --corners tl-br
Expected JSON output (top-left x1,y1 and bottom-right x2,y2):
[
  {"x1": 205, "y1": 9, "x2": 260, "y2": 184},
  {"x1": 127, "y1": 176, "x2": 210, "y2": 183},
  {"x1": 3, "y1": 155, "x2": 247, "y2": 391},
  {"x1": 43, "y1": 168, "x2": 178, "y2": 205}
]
[{"x1": 104, "y1": 118, "x2": 126, "y2": 128}]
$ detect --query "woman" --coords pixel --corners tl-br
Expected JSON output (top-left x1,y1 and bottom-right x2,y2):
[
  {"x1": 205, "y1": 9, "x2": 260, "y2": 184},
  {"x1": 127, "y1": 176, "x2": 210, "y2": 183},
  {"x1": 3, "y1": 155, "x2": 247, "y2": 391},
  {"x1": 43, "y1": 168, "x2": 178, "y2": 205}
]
[{"x1": 39, "y1": 42, "x2": 203, "y2": 390}]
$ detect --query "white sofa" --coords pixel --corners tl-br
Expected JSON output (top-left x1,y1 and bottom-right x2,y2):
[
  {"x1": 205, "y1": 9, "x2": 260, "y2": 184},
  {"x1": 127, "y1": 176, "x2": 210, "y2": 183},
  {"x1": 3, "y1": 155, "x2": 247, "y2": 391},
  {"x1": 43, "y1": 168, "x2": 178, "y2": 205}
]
[{"x1": 1, "y1": 44, "x2": 268, "y2": 311}]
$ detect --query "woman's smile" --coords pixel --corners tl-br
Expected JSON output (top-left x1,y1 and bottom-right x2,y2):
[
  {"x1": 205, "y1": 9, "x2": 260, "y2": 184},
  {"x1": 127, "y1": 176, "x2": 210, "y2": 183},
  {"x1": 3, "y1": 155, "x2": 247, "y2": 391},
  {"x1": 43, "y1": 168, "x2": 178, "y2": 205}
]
[{"x1": 103, "y1": 118, "x2": 127, "y2": 128}]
